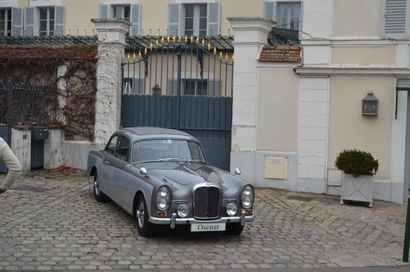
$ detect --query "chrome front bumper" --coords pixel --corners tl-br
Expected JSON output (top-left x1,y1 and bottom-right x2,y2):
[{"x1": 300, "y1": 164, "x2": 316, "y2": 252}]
[{"x1": 149, "y1": 211, "x2": 254, "y2": 229}]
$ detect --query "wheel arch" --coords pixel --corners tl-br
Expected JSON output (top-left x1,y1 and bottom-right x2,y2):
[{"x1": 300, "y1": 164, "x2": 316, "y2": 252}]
[{"x1": 133, "y1": 190, "x2": 147, "y2": 217}]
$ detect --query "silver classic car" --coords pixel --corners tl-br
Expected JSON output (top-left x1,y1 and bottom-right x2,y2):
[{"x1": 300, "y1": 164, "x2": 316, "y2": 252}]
[{"x1": 86, "y1": 127, "x2": 254, "y2": 237}]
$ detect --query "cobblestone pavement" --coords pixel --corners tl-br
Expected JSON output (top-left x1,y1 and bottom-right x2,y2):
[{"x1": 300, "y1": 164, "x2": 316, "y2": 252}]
[{"x1": 0, "y1": 170, "x2": 409, "y2": 271}]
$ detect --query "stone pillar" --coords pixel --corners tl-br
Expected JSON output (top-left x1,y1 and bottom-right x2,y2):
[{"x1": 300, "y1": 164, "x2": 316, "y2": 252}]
[
  {"x1": 44, "y1": 128, "x2": 64, "y2": 169},
  {"x1": 227, "y1": 17, "x2": 274, "y2": 183},
  {"x1": 91, "y1": 19, "x2": 130, "y2": 144},
  {"x1": 11, "y1": 127, "x2": 31, "y2": 174}
]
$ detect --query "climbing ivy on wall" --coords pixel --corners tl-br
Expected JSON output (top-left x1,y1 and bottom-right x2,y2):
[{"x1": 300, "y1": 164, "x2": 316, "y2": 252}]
[{"x1": 0, "y1": 45, "x2": 98, "y2": 141}]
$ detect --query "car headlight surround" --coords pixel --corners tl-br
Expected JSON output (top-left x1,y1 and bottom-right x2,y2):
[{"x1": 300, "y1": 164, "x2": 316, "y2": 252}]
[
  {"x1": 241, "y1": 185, "x2": 254, "y2": 209},
  {"x1": 177, "y1": 203, "x2": 189, "y2": 218},
  {"x1": 157, "y1": 186, "x2": 170, "y2": 211},
  {"x1": 226, "y1": 203, "x2": 237, "y2": 216}
]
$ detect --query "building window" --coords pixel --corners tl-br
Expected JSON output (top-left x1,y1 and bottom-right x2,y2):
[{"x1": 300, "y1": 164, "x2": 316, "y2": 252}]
[
  {"x1": 0, "y1": 8, "x2": 11, "y2": 36},
  {"x1": 183, "y1": 80, "x2": 208, "y2": 96},
  {"x1": 39, "y1": 7, "x2": 55, "y2": 36},
  {"x1": 277, "y1": 2, "x2": 301, "y2": 30},
  {"x1": 184, "y1": 4, "x2": 207, "y2": 36},
  {"x1": 113, "y1": 5, "x2": 130, "y2": 21}
]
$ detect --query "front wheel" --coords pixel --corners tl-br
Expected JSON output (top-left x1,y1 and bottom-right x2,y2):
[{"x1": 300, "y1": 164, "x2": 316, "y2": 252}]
[
  {"x1": 226, "y1": 223, "x2": 244, "y2": 236},
  {"x1": 135, "y1": 196, "x2": 154, "y2": 237},
  {"x1": 93, "y1": 173, "x2": 108, "y2": 202}
]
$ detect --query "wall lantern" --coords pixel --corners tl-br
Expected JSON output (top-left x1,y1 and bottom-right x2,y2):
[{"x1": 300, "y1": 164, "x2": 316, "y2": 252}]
[{"x1": 362, "y1": 92, "x2": 378, "y2": 117}]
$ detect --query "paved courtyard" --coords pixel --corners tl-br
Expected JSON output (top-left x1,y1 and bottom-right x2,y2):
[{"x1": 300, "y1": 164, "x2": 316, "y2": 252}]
[{"x1": 0, "y1": 170, "x2": 409, "y2": 271}]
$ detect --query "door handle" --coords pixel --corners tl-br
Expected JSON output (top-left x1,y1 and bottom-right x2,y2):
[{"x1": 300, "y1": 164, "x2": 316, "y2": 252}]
[{"x1": 104, "y1": 160, "x2": 110, "y2": 165}]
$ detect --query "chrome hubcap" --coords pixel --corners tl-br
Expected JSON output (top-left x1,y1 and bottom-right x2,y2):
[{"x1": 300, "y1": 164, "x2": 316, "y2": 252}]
[{"x1": 136, "y1": 201, "x2": 144, "y2": 228}]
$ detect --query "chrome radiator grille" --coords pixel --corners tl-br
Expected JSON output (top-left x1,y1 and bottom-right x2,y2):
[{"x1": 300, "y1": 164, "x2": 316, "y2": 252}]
[{"x1": 194, "y1": 186, "x2": 220, "y2": 219}]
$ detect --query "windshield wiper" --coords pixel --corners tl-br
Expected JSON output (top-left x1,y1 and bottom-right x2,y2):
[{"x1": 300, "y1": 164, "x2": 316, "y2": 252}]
[
  {"x1": 157, "y1": 158, "x2": 182, "y2": 162},
  {"x1": 186, "y1": 159, "x2": 206, "y2": 163}
]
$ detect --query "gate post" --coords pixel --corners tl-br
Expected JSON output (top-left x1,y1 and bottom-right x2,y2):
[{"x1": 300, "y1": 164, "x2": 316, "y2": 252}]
[
  {"x1": 91, "y1": 19, "x2": 130, "y2": 144},
  {"x1": 227, "y1": 17, "x2": 274, "y2": 181}
]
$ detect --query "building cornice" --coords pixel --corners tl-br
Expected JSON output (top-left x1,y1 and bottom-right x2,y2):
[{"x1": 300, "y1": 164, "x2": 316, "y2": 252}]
[
  {"x1": 294, "y1": 66, "x2": 410, "y2": 77},
  {"x1": 301, "y1": 38, "x2": 409, "y2": 46}
]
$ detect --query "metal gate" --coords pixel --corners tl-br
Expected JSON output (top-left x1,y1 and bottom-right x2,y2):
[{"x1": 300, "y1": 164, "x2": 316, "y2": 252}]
[
  {"x1": 121, "y1": 40, "x2": 234, "y2": 170},
  {"x1": 0, "y1": 80, "x2": 57, "y2": 170}
]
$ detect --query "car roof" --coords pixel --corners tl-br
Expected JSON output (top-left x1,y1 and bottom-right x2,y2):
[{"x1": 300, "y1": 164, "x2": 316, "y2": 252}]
[{"x1": 119, "y1": 127, "x2": 197, "y2": 141}]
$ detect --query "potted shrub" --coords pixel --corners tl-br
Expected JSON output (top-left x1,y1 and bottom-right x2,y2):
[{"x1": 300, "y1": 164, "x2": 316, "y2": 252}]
[{"x1": 335, "y1": 149, "x2": 379, "y2": 207}]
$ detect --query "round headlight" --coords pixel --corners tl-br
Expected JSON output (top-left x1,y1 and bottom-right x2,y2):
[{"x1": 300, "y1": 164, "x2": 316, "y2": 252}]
[
  {"x1": 177, "y1": 203, "x2": 189, "y2": 218},
  {"x1": 157, "y1": 198, "x2": 169, "y2": 210},
  {"x1": 243, "y1": 185, "x2": 252, "y2": 196},
  {"x1": 226, "y1": 203, "x2": 237, "y2": 216},
  {"x1": 158, "y1": 186, "x2": 169, "y2": 198},
  {"x1": 242, "y1": 196, "x2": 252, "y2": 208}
]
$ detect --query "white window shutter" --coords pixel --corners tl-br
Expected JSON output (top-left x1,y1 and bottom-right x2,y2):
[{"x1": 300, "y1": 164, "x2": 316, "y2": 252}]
[
  {"x1": 168, "y1": 4, "x2": 181, "y2": 36},
  {"x1": 385, "y1": 0, "x2": 407, "y2": 37},
  {"x1": 207, "y1": 3, "x2": 220, "y2": 36},
  {"x1": 11, "y1": 8, "x2": 23, "y2": 36},
  {"x1": 130, "y1": 5, "x2": 141, "y2": 36},
  {"x1": 55, "y1": 6, "x2": 65, "y2": 36},
  {"x1": 264, "y1": 1, "x2": 275, "y2": 21},
  {"x1": 100, "y1": 5, "x2": 109, "y2": 19},
  {"x1": 24, "y1": 7, "x2": 35, "y2": 36}
]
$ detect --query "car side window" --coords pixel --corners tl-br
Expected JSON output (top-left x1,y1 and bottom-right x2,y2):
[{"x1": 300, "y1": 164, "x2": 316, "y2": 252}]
[
  {"x1": 106, "y1": 135, "x2": 118, "y2": 155},
  {"x1": 115, "y1": 135, "x2": 130, "y2": 162}
]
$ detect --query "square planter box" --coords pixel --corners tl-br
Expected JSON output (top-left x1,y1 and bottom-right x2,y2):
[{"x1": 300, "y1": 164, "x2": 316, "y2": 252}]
[{"x1": 340, "y1": 172, "x2": 374, "y2": 208}]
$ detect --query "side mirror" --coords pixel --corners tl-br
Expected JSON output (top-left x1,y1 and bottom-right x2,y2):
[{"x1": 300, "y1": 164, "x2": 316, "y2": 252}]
[
  {"x1": 234, "y1": 168, "x2": 241, "y2": 176},
  {"x1": 140, "y1": 167, "x2": 148, "y2": 177}
]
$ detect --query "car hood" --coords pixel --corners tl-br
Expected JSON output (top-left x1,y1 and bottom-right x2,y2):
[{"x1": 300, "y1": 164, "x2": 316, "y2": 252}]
[{"x1": 150, "y1": 162, "x2": 224, "y2": 186}]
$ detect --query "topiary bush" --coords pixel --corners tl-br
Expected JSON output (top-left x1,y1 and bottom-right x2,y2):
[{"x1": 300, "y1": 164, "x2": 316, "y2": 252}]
[{"x1": 335, "y1": 149, "x2": 378, "y2": 177}]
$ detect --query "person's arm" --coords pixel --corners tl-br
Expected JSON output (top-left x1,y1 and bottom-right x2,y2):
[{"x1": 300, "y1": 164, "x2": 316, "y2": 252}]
[{"x1": 0, "y1": 138, "x2": 22, "y2": 194}]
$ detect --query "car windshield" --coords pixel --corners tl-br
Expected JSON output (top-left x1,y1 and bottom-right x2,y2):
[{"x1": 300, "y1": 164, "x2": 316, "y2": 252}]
[{"x1": 132, "y1": 139, "x2": 205, "y2": 163}]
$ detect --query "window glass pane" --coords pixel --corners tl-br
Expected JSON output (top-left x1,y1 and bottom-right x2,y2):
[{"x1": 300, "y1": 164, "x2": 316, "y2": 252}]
[
  {"x1": 132, "y1": 139, "x2": 202, "y2": 163},
  {"x1": 184, "y1": 80, "x2": 195, "y2": 96},
  {"x1": 40, "y1": 21, "x2": 47, "y2": 32},
  {"x1": 114, "y1": 6, "x2": 123, "y2": 18},
  {"x1": 199, "y1": 18, "x2": 206, "y2": 31},
  {"x1": 40, "y1": 8, "x2": 47, "y2": 20},
  {"x1": 116, "y1": 136, "x2": 129, "y2": 161},
  {"x1": 197, "y1": 81, "x2": 208, "y2": 96},
  {"x1": 50, "y1": 8, "x2": 55, "y2": 19},
  {"x1": 185, "y1": 5, "x2": 194, "y2": 17},
  {"x1": 185, "y1": 18, "x2": 193, "y2": 30},
  {"x1": 124, "y1": 6, "x2": 130, "y2": 20},
  {"x1": 0, "y1": 10, "x2": 5, "y2": 21},
  {"x1": 278, "y1": 3, "x2": 300, "y2": 30},
  {"x1": 7, "y1": 20, "x2": 11, "y2": 36},
  {"x1": 49, "y1": 20, "x2": 54, "y2": 34},
  {"x1": 188, "y1": 141, "x2": 205, "y2": 161},
  {"x1": 106, "y1": 136, "x2": 118, "y2": 154},
  {"x1": 185, "y1": 30, "x2": 193, "y2": 36},
  {"x1": 199, "y1": 4, "x2": 207, "y2": 17}
]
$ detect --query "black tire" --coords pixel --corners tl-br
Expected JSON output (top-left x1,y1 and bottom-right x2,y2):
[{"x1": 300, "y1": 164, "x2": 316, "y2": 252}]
[
  {"x1": 93, "y1": 172, "x2": 108, "y2": 202},
  {"x1": 135, "y1": 195, "x2": 154, "y2": 237},
  {"x1": 226, "y1": 223, "x2": 244, "y2": 236}
]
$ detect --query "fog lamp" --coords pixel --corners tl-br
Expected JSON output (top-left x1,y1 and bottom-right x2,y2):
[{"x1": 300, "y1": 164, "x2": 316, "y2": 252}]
[
  {"x1": 177, "y1": 203, "x2": 189, "y2": 218},
  {"x1": 226, "y1": 203, "x2": 237, "y2": 216}
]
